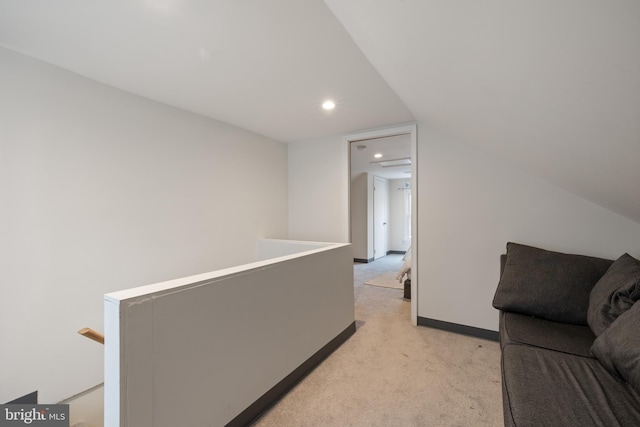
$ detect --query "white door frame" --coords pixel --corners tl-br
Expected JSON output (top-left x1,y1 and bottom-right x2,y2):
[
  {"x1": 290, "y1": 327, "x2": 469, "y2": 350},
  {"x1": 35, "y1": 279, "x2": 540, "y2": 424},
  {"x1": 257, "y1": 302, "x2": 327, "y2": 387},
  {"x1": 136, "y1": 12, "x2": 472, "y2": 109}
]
[{"x1": 346, "y1": 123, "x2": 418, "y2": 325}]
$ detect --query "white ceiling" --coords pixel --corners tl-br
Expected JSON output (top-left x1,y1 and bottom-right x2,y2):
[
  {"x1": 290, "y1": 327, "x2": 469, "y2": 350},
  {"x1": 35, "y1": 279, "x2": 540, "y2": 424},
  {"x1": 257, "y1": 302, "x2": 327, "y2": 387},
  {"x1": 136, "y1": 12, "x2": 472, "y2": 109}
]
[
  {"x1": 1, "y1": 0, "x2": 639, "y2": 224},
  {"x1": 325, "y1": 0, "x2": 640, "y2": 224},
  {"x1": 350, "y1": 134, "x2": 411, "y2": 181},
  {"x1": 0, "y1": 0, "x2": 412, "y2": 142}
]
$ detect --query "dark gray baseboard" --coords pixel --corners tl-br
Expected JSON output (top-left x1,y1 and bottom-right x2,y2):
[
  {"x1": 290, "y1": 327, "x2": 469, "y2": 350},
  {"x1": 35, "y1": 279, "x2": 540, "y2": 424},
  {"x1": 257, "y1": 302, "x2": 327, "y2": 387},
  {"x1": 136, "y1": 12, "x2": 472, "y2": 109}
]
[
  {"x1": 6, "y1": 391, "x2": 38, "y2": 404},
  {"x1": 417, "y1": 317, "x2": 498, "y2": 342},
  {"x1": 354, "y1": 252, "x2": 405, "y2": 262},
  {"x1": 226, "y1": 321, "x2": 357, "y2": 427},
  {"x1": 387, "y1": 250, "x2": 407, "y2": 255}
]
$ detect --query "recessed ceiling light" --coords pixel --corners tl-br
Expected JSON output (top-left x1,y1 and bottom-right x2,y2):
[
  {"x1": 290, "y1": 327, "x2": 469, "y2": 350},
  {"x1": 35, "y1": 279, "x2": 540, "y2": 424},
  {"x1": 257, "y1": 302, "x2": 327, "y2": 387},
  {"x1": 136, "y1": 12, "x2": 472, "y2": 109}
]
[
  {"x1": 322, "y1": 100, "x2": 336, "y2": 110},
  {"x1": 374, "y1": 153, "x2": 383, "y2": 158}
]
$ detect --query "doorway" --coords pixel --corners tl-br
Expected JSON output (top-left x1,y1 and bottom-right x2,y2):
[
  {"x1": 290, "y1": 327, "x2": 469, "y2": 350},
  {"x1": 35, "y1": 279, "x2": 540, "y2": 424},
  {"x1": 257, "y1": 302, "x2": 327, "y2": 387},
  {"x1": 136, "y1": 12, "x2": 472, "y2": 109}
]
[{"x1": 347, "y1": 124, "x2": 418, "y2": 324}]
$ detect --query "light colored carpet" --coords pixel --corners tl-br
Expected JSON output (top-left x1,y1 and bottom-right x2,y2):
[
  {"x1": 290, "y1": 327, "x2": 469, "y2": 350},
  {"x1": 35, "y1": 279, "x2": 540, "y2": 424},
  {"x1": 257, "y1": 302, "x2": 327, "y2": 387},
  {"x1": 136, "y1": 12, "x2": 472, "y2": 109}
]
[
  {"x1": 251, "y1": 255, "x2": 503, "y2": 427},
  {"x1": 364, "y1": 272, "x2": 403, "y2": 289}
]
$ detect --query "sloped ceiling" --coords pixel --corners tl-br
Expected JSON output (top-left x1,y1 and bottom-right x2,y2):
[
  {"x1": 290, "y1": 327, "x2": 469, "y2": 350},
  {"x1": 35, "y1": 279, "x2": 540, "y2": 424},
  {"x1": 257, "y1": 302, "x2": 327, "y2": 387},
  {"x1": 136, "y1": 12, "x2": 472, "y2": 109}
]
[
  {"x1": 1, "y1": 1, "x2": 639, "y2": 224},
  {"x1": 0, "y1": 0, "x2": 412, "y2": 142},
  {"x1": 324, "y1": 0, "x2": 640, "y2": 224}
]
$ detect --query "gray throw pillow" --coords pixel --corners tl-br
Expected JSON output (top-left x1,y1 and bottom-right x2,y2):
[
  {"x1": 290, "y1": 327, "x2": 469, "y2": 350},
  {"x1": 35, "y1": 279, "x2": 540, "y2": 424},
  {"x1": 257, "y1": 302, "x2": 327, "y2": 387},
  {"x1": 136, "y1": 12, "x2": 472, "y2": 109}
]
[
  {"x1": 587, "y1": 253, "x2": 640, "y2": 336},
  {"x1": 493, "y1": 242, "x2": 612, "y2": 325},
  {"x1": 591, "y1": 301, "x2": 640, "y2": 394}
]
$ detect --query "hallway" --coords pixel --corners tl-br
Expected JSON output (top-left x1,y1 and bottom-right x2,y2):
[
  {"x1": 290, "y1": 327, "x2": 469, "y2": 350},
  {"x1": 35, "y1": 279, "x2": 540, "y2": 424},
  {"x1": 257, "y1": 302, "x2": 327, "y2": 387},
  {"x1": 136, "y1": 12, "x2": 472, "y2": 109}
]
[{"x1": 252, "y1": 256, "x2": 503, "y2": 426}]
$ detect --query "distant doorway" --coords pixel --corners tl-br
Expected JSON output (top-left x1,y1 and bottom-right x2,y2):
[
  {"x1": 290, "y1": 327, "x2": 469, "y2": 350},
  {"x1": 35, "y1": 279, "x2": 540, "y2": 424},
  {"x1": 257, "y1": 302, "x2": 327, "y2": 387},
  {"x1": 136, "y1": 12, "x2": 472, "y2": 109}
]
[{"x1": 346, "y1": 124, "x2": 418, "y2": 324}]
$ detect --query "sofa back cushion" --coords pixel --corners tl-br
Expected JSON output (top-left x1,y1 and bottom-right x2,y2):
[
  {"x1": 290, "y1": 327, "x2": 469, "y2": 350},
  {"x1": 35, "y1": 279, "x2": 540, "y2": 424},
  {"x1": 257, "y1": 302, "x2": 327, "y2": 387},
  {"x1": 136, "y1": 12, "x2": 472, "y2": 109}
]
[
  {"x1": 587, "y1": 253, "x2": 640, "y2": 336},
  {"x1": 591, "y1": 301, "x2": 640, "y2": 394},
  {"x1": 493, "y1": 242, "x2": 612, "y2": 325}
]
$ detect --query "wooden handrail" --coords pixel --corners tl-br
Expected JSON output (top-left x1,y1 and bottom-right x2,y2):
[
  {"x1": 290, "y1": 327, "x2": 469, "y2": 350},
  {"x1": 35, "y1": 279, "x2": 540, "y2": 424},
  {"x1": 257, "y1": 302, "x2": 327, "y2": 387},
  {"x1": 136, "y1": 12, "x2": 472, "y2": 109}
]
[{"x1": 78, "y1": 327, "x2": 105, "y2": 345}]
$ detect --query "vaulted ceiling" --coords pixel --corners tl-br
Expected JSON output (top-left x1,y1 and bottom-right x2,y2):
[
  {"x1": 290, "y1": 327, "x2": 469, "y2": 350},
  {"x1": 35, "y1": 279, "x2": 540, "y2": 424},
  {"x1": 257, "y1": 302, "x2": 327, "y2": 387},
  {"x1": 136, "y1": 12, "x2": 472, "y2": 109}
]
[
  {"x1": 325, "y1": 0, "x2": 640, "y2": 224},
  {"x1": 0, "y1": 0, "x2": 413, "y2": 142},
  {"x1": 1, "y1": 0, "x2": 639, "y2": 223}
]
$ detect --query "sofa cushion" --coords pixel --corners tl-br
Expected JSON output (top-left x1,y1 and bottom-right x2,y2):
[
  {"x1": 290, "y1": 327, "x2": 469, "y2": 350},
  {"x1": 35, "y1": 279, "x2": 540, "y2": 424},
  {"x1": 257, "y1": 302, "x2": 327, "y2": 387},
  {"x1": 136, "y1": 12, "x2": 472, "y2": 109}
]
[
  {"x1": 502, "y1": 344, "x2": 640, "y2": 427},
  {"x1": 493, "y1": 242, "x2": 612, "y2": 324},
  {"x1": 591, "y1": 301, "x2": 640, "y2": 394},
  {"x1": 588, "y1": 253, "x2": 640, "y2": 336},
  {"x1": 500, "y1": 311, "x2": 595, "y2": 357}
]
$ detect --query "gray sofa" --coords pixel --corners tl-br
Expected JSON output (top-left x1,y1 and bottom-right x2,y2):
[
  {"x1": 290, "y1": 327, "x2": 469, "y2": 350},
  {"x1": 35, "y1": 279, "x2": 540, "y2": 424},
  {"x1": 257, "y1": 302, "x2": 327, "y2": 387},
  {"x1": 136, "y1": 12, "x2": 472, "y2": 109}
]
[{"x1": 493, "y1": 242, "x2": 640, "y2": 426}]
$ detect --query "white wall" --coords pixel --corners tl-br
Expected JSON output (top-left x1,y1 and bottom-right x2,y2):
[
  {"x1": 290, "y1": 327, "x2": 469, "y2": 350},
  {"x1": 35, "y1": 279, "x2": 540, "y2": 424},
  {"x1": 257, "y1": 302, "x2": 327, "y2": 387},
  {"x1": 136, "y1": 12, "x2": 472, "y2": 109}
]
[
  {"x1": 62, "y1": 384, "x2": 104, "y2": 427},
  {"x1": 286, "y1": 122, "x2": 640, "y2": 333},
  {"x1": 389, "y1": 178, "x2": 411, "y2": 252},
  {"x1": 105, "y1": 242, "x2": 354, "y2": 427},
  {"x1": 350, "y1": 173, "x2": 375, "y2": 260},
  {"x1": 256, "y1": 239, "x2": 335, "y2": 261},
  {"x1": 417, "y1": 123, "x2": 640, "y2": 331},
  {"x1": 288, "y1": 135, "x2": 349, "y2": 243},
  {"x1": 350, "y1": 173, "x2": 369, "y2": 260},
  {"x1": 0, "y1": 47, "x2": 288, "y2": 404}
]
